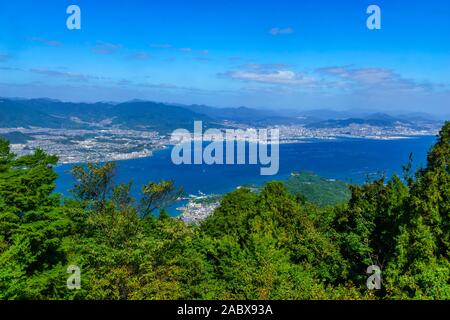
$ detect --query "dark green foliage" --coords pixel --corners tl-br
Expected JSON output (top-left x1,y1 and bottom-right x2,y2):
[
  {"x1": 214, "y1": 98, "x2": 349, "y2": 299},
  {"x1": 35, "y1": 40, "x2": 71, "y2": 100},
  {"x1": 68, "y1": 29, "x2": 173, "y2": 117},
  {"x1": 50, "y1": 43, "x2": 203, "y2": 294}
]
[
  {"x1": 383, "y1": 122, "x2": 450, "y2": 298},
  {"x1": 284, "y1": 172, "x2": 351, "y2": 206},
  {"x1": 0, "y1": 122, "x2": 449, "y2": 300},
  {"x1": 0, "y1": 139, "x2": 69, "y2": 298}
]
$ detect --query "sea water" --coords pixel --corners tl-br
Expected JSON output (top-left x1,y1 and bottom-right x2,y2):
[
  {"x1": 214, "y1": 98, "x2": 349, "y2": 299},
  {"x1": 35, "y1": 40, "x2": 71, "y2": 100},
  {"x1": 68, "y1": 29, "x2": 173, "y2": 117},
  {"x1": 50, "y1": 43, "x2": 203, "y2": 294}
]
[{"x1": 54, "y1": 136, "x2": 436, "y2": 215}]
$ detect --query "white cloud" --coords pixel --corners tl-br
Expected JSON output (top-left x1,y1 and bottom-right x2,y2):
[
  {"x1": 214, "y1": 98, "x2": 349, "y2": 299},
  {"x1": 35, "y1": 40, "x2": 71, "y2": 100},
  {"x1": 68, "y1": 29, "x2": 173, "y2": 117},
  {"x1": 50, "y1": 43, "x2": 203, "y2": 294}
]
[
  {"x1": 92, "y1": 41, "x2": 121, "y2": 54},
  {"x1": 219, "y1": 64, "x2": 443, "y2": 94},
  {"x1": 30, "y1": 68, "x2": 104, "y2": 82},
  {"x1": 150, "y1": 43, "x2": 172, "y2": 49},
  {"x1": 317, "y1": 66, "x2": 437, "y2": 91},
  {"x1": 128, "y1": 52, "x2": 152, "y2": 60},
  {"x1": 269, "y1": 27, "x2": 294, "y2": 36},
  {"x1": 220, "y1": 69, "x2": 320, "y2": 88},
  {"x1": 30, "y1": 37, "x2": 64, "y2": 47},
  {"x1": 0, "y1": 53, "x2": 11, "y2": 62},
  {"x1": 226, "y1": 70, "x2": 296, "y2": 82}
]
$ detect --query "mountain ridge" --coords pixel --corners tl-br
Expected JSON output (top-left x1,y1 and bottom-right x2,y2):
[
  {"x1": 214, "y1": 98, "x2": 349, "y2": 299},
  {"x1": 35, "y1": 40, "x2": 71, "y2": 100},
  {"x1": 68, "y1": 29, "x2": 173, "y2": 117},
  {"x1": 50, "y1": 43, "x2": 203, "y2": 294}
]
[{"x1": 0, "y1": 97, "x2": 444, "y2": 132}]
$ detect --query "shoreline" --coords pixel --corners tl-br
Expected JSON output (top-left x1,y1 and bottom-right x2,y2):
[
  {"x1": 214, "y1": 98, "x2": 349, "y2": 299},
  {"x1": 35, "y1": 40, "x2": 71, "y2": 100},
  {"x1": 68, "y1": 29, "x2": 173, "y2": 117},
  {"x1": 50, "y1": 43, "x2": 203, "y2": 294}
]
[
  {"x1": 52, "y1": 135, "x2": 438, "y2": 220},
  {"x1": 52, "y1": 134, "x2": 435, "y2": 166}
]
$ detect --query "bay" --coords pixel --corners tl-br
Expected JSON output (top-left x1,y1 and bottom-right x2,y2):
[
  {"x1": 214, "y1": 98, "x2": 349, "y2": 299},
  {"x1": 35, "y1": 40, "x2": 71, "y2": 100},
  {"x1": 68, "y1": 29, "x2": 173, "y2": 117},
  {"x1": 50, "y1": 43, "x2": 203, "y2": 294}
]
[{"x1": 54, "y1": 136, "x2": 437, "y2": 215}]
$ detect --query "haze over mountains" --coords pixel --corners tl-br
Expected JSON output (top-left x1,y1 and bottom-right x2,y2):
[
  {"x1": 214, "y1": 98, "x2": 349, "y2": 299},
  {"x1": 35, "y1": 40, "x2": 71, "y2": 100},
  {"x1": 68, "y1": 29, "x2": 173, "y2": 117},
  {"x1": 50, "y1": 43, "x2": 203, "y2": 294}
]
[{"x1": 0, "y1": 97, "x2": 445, "y2": 133}]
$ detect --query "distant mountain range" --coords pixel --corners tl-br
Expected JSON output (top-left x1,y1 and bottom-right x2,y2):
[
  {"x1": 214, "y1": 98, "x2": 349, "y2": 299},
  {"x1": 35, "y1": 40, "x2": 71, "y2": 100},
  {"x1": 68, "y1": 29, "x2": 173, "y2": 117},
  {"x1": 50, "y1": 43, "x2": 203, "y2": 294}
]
[
  {"x1": 0, "y1": 98, "x2": 216, "y2": 132},
  {"x1": 305, "y1": 113, "x2": 408, "y2": 129},
  {"x1": 0, "y1": 97, "x2": 445, "y2": 133}
]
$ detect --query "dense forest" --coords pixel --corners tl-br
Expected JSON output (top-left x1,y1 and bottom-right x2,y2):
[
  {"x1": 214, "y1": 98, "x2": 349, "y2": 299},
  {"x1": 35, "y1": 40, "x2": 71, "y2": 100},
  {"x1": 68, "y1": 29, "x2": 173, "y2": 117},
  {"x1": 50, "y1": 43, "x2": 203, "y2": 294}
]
[{"x1": 0, "y1": 122, "x2": 448, "y2": 300}]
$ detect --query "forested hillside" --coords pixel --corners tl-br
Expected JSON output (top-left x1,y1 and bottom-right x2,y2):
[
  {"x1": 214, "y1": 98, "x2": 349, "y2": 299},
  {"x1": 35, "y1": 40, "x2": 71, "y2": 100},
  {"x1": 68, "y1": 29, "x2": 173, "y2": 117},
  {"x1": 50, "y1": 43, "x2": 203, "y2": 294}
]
[
  {"x1": 0, "y1": 98, "x2": 217, "y2": 132},
  {"x1": 283, "y1": 172, "x2": 351, "y2": 206},
  {"x1": 0, "y1": 122, "x2": 448, "y2": 300}
]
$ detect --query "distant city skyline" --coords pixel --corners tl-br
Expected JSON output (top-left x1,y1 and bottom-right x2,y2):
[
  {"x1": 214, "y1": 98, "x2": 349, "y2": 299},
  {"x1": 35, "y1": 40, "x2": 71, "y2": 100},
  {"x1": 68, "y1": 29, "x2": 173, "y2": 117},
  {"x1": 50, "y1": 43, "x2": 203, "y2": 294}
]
[{"x1": 0, "y1": 0, "x2": 449, "y2": 116}]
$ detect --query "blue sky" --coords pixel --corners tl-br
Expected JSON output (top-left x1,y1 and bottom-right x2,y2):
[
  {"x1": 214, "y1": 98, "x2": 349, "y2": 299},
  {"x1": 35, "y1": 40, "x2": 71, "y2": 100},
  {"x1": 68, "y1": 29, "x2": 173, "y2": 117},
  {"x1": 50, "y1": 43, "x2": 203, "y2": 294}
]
[{"x1": 0, "y1": 0, "x2": 449, "y2": 115}]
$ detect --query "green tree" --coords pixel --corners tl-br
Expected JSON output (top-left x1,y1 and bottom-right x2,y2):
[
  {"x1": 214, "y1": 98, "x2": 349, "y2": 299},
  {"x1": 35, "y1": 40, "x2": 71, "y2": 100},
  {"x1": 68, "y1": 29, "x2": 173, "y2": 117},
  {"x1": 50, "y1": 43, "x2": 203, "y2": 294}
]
[
  {"x1": 385, "y1": 122, "x2": 450, "y2": 299},
  {"x1": 139, "y1": 180, "x2": 184, "y2": 217},
  {"x1": 0, "y1": 140, "x2": 70, "y2": 299}
]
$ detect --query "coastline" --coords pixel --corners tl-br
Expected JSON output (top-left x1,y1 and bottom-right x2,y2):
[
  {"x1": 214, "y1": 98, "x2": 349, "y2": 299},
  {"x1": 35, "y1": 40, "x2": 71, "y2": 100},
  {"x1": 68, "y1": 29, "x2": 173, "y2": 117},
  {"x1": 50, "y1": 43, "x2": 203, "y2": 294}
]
[
  {"x1": 52, "y1": 133, "x2": 435, "y2": 166},
  {"x1": 52, "y1": 135, "x2": 438, "y2": 219}
]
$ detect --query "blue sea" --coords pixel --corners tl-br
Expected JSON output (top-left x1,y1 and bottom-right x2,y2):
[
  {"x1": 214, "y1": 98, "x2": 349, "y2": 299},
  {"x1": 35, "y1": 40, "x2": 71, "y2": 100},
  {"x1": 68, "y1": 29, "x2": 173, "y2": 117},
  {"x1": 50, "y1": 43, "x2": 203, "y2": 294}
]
[{"x1": 54, "y1": 136, "x2": 436, "y2": 214}]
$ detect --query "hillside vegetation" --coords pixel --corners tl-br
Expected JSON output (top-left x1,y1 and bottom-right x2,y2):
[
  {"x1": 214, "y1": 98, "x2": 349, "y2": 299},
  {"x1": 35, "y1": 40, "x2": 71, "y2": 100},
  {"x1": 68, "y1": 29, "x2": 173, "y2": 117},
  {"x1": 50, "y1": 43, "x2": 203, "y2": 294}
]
[
  {"x1": 0, "y1": 98, "x2": 216, "y2": 133},
  {"x1": 283, "y1": 172, "x2": 351, "y2": 206}
]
